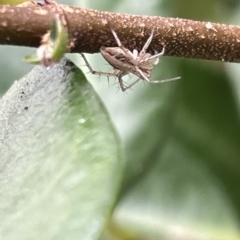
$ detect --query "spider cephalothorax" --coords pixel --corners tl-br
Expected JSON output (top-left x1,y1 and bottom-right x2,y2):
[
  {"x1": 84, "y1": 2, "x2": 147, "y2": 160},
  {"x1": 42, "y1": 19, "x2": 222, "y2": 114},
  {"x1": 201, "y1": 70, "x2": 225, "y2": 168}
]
[{"x1": 81, "y1": 28, "x2": 180, "y2": 91}]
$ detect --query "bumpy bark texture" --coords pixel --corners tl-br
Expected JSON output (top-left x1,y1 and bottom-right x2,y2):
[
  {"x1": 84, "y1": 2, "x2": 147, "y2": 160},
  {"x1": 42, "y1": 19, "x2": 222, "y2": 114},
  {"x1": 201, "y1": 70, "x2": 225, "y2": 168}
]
[{"x1": 0, "y1": 4, "x2": 240, "y2": 62}]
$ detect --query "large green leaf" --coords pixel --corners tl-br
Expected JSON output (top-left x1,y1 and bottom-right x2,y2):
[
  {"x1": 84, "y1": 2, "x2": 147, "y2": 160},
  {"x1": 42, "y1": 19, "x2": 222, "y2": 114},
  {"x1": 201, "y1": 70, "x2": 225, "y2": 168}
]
[{"x1": 0, "y1": 58, "x2": 124, "y2": 240}]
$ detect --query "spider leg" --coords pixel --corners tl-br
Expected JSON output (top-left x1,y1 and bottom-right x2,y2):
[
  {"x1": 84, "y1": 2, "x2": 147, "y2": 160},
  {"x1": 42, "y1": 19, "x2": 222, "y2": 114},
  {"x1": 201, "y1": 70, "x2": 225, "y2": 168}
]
[
  {"x1": 136, "y1": 67, "x2": 181, "y2": 83},
  {"x1": 110, "y1": 28, "x2": 123, "y2": 48},
  {"x1": 117, "y1": 71, "x2": 129, "y2": 92},
  {"x1": 80, "y1": 53, "x2": 118, "y2": 77},
  {"x1": 110, "y1": 29, "x2": 136, "y2": 59},
  {"x1": 124, "y1": 78, "x2": 142, "y2": 91},
  {"x1": 139, "y1": 28, "x2": 155, "y2": 55},
  {"x1": 148, "y1": 46, "x2": 165, "y2": 60},
  {"x1": 117, "y1": 72, "x2": 143, "y2": 92},
  {"x1": 148, "y1": 76, "x2": 181, "y2": 83}
]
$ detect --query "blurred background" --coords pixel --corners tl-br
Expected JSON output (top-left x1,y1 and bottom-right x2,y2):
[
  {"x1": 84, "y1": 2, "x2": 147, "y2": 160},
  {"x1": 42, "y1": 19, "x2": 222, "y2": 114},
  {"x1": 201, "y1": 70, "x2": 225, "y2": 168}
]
[{"x1": 1, "y1": 0, "x2": 240, "y2": 239}]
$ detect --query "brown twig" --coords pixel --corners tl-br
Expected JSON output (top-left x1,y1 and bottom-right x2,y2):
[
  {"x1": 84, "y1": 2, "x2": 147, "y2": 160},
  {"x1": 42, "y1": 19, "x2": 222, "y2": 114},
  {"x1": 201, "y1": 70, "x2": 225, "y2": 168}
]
[{"x1": 0, "y1": 4, "x2": 240, "y2": 62}]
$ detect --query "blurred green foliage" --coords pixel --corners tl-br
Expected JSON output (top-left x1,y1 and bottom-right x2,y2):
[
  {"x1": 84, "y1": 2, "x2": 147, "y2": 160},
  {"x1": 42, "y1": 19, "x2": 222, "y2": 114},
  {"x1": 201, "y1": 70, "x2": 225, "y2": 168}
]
[
  {"x1": 1, "y1": 0, "x2": 240, "y2": 239},
  {"x1": 0, "y1": 0, "x2": 30, "y2": 5}
]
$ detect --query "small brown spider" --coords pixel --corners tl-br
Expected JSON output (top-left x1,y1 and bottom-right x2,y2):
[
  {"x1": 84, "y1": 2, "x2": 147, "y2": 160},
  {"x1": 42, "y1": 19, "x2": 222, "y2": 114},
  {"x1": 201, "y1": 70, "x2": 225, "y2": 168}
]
[{"x1": 81, "y1": 28, "x2": 180, "y2": 92}]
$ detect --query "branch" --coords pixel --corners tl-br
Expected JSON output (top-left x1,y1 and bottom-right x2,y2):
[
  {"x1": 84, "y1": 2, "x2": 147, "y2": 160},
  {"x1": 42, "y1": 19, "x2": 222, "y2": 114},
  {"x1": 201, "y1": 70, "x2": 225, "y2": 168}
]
[{"x1": 1, "y1": 4, "x2": 240, "y2": 63}]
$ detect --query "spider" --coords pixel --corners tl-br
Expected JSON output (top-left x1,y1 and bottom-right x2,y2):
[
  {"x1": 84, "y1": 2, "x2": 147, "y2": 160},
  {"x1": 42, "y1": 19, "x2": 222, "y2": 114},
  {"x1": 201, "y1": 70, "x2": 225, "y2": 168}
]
[{"x1": 80, "y1": 28, "x2": 180, "y2": 92}]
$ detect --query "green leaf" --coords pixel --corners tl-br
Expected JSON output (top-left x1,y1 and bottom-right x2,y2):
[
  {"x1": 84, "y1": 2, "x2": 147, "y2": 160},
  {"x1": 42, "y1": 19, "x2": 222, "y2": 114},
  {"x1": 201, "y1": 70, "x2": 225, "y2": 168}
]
[
  {"x1": 24, "y1": 14, "x2": 68, "y2": 66},
  {"x1": 23, "y1": 53, "x2": 41, "y2": 64},
  {"x1": 0, "y1": 58, "x2": 124, "y2": 240},
  {"x1": 51, "y1": 15, "x2": 68, "y2": 62}
]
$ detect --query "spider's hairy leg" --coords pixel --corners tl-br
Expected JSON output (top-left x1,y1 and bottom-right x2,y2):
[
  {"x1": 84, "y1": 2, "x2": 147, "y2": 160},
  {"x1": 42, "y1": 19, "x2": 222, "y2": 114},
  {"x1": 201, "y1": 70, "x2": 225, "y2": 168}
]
[
  {"x1": 80, "y1": 53, "x2": 117, "y2": 78},
  {"x1": 148, "y1": 46, "x2": 165, "y2": 62},
  {"x1": 136, "y1": 66, "x2": 181, "y2": 84},
  {"x1": 139, "y1": 28, "x2": 155, "y2": 55},
  {"x1": 110, "y1": 29, "x2": 136, "y2": 59},
  {"x1": 117, "y1": 72, "x2": 143, "y2": 92},
  {"x1": 110, "y1": 28, "x2": 123, "y2": 48},
  {"x1": 149, "y1": 76, "x2": 181, "y2": 83},
  {"x1": 124, "y1": 78, "x2": 142, "y2": 91},
  {"x1": 117, "y1": 71, "x2": 132, "y2": 92}
]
